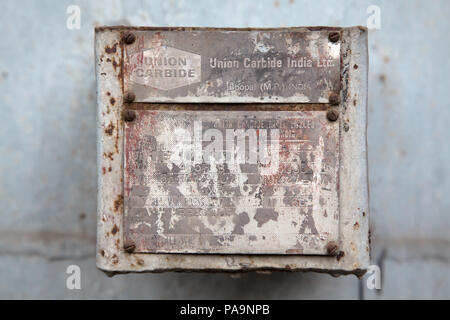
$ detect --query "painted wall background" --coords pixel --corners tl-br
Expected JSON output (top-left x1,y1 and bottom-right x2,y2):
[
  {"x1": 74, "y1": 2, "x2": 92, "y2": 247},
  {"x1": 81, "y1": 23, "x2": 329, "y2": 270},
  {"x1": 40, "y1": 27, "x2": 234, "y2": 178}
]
[{"x1": 0, "y1": 0, "x2": 449, "y2": 299}]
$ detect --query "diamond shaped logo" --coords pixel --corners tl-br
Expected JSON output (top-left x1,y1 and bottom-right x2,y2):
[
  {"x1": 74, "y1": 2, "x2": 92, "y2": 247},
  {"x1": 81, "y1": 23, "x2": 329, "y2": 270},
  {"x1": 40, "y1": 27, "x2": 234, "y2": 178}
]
[{"x1": 127, "y1": 46, "x2": 201, "y2": 91}]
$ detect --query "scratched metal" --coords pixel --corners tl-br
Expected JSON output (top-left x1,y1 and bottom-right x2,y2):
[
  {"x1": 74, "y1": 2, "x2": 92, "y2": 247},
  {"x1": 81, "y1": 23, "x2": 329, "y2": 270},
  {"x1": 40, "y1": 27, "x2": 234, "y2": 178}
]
[
  {"x1": 124, "y1": 111, "x2": 339, "y2": 254},
  {"x1": 124, "y1": 30, "x2": 341, "y2": 103}
]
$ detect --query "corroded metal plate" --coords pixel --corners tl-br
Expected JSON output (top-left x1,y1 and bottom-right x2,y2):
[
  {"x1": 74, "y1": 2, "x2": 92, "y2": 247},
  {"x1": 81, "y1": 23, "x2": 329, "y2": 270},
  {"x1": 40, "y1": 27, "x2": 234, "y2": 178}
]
[
  {"x1": 124, "y1": 111, "x2": 339, "y2": 254},
  {"x1": 124, "y1": 30, "x2": 341, "y2": 103}
]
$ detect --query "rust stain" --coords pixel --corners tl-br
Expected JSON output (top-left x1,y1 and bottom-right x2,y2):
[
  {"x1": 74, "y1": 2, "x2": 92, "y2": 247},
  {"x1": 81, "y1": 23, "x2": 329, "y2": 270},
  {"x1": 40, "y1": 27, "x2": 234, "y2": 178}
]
[
  {"x1": 111, "y1": 224, "x2": 119, "y2": 235},
  {"x1": 111, "y1": 57, "x2": 119, "y2": 72},
  {"x1": 114, "y1": 119, "x2": 120, "y2": 154},
  {"x1": 103, "y1": 152, "x2": 114, "y2": 161},
  {"x1": 105, "y1": 43, "x2": 118, "y2": 54},
  {"x1": 104, "y1": 122, "x2": 115, "y2": 136},
  {"x1": 118, "y1": 37, "x2": 125, "y2": 92},
  {"x1": 286, "y1": 249, "x2": 303, "y2": 254},
  {"x1": 111, "y1": 254, "x2": 119, "y2": 264},
  {"x1": 353, "y1": 221, "x2": 360, "y2": 230},
  {"x1": 113, "y1": 194, "x2": 124, "y2": 213}
]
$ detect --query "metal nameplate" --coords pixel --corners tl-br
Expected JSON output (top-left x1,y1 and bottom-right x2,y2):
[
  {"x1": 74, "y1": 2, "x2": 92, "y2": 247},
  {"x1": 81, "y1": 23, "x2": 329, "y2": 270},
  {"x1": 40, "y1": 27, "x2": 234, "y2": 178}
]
[
  {"x1": 124, "y1": 110, "x2": 340, "y2": 254},
  {"x1": 124, "y1": 30, "x2": 341, "y2": 103}
]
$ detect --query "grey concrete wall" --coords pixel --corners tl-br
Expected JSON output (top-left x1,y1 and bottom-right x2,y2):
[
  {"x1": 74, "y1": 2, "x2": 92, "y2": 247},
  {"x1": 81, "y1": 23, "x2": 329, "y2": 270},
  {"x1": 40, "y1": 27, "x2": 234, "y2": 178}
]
[{"x1": 0, "y1": 0, "x2": 449, "y2": 299}]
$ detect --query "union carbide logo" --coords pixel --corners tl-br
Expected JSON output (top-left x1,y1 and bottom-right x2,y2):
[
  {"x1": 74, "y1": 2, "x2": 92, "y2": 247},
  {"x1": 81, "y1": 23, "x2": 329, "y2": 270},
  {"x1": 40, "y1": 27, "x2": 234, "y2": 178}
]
[{"x1": 129, "y1": 46, "x2": 201, "y2": 91}]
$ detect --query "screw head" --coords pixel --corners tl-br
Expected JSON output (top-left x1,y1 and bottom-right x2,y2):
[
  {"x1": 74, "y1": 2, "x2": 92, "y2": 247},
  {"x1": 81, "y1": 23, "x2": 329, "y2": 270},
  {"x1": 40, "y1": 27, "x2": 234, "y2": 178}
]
[
  {"x1": 327, "y1": 109, "x2": 339, "y2": 122},
  {"x1": 329, "y1": 31, "x2": 340, "y2": 43},
  {"x1": 123, "y1": 32, "x2": 136, "y2": 45},
  {"x1": 329, "y1": 93, "x2": 340, "y2": 105},
  {"x1": 123, "y1": 91, "x2": 136, "y2": 103},
  {"x1": 123, "y1": 110, "x2": 136, "y2": 122},
  {"x1": 326, "y1": 241, "x2": 339, "y2": 255},
  {"x1": 124, "y1": 241, "x2": 136, "y2": 253}
]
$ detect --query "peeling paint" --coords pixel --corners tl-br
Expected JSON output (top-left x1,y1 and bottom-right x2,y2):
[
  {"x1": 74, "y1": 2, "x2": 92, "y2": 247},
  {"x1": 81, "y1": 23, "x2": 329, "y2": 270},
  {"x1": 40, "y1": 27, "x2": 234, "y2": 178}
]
[{"x1": 123, "y1": 110, "x2": 339, "y2": 254}]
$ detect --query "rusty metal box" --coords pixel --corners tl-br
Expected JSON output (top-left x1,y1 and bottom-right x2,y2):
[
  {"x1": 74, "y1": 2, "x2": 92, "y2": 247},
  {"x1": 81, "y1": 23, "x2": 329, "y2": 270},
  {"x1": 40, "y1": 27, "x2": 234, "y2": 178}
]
[{"x1": 95, "y1": 27, "x2": 369, "y2": 276}]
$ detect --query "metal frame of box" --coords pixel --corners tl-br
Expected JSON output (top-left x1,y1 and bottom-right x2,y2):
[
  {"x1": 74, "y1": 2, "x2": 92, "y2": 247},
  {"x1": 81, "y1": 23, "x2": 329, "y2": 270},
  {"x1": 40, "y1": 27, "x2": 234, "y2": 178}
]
[{"x1": 95, "y1": 26, "x2": 369, "y2": 276}]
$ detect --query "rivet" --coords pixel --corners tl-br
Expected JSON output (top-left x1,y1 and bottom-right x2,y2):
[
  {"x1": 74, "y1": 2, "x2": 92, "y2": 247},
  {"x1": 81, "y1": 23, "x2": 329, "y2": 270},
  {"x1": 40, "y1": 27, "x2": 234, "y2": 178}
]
[
  {"x1": 329, "y1": 93, "x2": 340, "y2": 105},
  {"x1": 327, "y1": 109, "x2": 339, "y2": 122},
  {"x1": 123, "y1": 110, "x2": 136, "y2": 122},
  {"x1": 123, "y1": 32, "x2": 136, "y2": 45},
  {"x1": 124, "y1": 241, "x2": 136, "y2": 253},
  {"x1": 326, "y1": 241, "x2": 339, "y2": 255},
  {"x1": 329, "y1": 32, "x2": 340, "y2": 43},
  {"x1": 123, "y1": 91, "x2": 136, "y2": 103}
]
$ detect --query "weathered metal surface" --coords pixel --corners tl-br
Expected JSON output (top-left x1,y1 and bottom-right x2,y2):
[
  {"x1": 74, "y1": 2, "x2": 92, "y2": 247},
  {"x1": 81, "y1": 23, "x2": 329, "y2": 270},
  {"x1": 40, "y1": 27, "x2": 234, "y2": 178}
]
[
  {"x1": 123, "y1": 110, "x2": 339, "y2": 254},
  {"x1": 96, "y1": 27, "x2": 369, "y2": 275},
  {"x1": 124, "y1": 30, "x2": 341, "y2": 103}
]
